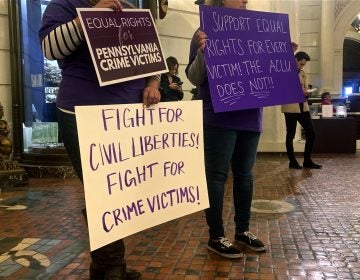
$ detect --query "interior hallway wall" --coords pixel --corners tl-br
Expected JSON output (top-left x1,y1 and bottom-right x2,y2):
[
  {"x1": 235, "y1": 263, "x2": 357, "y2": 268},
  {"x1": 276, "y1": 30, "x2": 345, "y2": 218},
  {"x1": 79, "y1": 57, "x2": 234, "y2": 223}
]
[
  {"x1": 333, "y1": 0, "x2": 360, "y2": 95},
  {"x1": 298, "y1": 0, "x2": 322, "y2": 89},
  {"x1": 0, "y1": 1, "x2": 12, "y2": 131}
]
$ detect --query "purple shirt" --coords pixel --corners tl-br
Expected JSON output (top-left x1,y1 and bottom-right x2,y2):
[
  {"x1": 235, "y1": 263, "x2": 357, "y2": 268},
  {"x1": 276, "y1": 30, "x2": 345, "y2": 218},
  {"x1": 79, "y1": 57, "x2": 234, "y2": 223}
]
[
  {"x1": 187, "y1": 31, "x2": 263, "y2": 132},
  {"x1": 39, "y1": 0, "x2": 145, "y2": 112}
]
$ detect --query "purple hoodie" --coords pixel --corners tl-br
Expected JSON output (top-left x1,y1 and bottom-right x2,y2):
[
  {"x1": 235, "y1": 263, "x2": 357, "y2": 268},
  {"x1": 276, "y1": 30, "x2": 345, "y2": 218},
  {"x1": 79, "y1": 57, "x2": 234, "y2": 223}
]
[{"x1": 186, "y1": 30, "x2": 263, "y2": 132}]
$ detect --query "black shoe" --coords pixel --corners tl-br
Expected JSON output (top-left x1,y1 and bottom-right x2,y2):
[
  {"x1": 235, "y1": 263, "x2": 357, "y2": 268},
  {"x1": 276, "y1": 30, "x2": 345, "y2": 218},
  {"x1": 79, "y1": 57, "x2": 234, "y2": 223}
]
[
  {"x1": 303, "y1": 161, "x2": 322, "y2": 169},
  {"x1": 126, "y1": 269, "x2": 141, "y2": 280},
  {"x1": 89, "y1": 262, "x2": 105, "y2": 280},
  {"x1": 235, "y1": 231, "x2": 266, "y2": 252},
  {"x1": 90, "y1": 262, "x2": 140, "y2": 280},
  {"x1": 289, "y1": 161, "x2": 302, "y2": 169},
  {"x1": 207, "y1": 237, "x2": 243, "y2": 258},
  {"x1": 104, "y1": 267, "x2": 141, "y2": 280}
]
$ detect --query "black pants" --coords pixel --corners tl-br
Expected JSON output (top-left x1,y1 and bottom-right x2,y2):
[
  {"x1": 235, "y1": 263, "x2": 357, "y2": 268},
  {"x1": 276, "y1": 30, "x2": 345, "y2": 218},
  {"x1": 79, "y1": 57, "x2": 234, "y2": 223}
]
[
  {"x1": 57, "y1": 109, "x2": 126, "y2": 278},
  {"x1": 284, "y1": 112, "x2": 315, "y2": 163}
]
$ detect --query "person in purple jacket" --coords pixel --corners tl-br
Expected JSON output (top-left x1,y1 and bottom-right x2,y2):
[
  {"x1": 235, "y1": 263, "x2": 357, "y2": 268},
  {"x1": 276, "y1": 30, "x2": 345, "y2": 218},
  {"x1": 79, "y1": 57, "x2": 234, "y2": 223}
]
[
  {"x1": 186, "y1": 0, "x2": 266, "y2": 259},
  {"x1": 39, "y1": 0, "x2": 160, "y2": 279}
]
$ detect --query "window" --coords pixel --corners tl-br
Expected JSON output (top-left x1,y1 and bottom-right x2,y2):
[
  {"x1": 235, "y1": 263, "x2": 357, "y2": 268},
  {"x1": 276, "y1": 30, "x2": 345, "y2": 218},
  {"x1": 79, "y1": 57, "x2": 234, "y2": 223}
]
[{"x1": 10, "y1": 0, "x2": 148, "y2": 166}]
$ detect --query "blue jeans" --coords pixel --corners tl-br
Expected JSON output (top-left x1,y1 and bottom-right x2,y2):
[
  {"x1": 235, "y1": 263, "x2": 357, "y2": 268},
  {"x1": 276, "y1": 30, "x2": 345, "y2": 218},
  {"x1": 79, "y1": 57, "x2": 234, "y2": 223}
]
[{"x1": 204, "y1": 127, "x2": 260, "y2": 239}]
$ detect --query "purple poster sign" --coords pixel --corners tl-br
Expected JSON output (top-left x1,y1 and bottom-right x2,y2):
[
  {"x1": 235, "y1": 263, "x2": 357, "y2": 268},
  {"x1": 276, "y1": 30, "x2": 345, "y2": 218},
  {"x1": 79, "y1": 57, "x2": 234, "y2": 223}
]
[
  {"x1": 77, "y1": 8, "x2": 167, "y2": 86},
  {"x1": 200, "y1": 5, "x2": 304, "y2": 112}
]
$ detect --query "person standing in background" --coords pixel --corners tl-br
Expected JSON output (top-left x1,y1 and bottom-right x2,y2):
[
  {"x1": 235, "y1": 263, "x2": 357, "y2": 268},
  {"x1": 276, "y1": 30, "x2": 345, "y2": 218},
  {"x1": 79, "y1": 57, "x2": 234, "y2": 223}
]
[
  {"x1": 39, "y1": 0, "x2": 160, "y2": 279},
  {"x1": 160, "y1": 56, "x2": 184, "y2": 102},
  {"x1": 281, "y1": 51, "x2": 322, "y2": 169},
  {"x1": 186, "y1": 0, "x2": 266, "y2": 259},
  {"x1": 321, "y1": 92, "x2": 332, "y2": 106}
]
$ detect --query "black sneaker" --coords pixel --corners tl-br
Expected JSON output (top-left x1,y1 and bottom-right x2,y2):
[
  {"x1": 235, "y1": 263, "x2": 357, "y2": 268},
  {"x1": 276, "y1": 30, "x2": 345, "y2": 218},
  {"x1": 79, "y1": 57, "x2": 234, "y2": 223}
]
[
  {"x1": 207, "y1": 237, "x2": 243, "y2": 258},
  {"x1": 235, "y1": 231, "x2": 266, "y2": 252},
  {"x1": 303, "y1": 160, "x2": 322, "y2": 169},
  {"x1": 289, "y1": 161, "x2": 302, "y2": 169}
]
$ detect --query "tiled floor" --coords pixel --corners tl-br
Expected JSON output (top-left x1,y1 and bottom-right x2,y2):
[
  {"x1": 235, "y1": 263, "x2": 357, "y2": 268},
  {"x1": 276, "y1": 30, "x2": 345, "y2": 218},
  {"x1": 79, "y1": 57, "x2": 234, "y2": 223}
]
[{"x1": 1, "y1": 153, "x2": 360, "y2": 279}]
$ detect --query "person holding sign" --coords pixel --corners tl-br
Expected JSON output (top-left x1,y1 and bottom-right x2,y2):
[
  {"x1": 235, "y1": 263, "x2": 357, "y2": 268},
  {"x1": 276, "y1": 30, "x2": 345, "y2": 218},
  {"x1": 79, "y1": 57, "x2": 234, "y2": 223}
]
[
  {"x1": 186, "y1": 0, "x2": 266, "y2": 259},
  {"x1": 281, "y1": 51, "x2": 322, "y2": 169},
  {"x1": 39, "y1": 0, "x2": 160, "y2": 279},
  {"x1": 160, "y1": 56, "x2": 184, "y2": 102}
]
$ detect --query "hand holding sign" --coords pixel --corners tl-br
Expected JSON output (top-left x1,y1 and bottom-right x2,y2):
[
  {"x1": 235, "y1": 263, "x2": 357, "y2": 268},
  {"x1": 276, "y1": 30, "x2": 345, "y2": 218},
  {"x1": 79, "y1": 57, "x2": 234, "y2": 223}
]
[
  {"x1": 92, "y1": 0, "x2": 122, "y2": 11},
  {"x1": 143, "y1": 84, "x2": 161, "y2": 108},
  {"x1": 195, "y1": 30, "x2": 207, "y2": 52}
]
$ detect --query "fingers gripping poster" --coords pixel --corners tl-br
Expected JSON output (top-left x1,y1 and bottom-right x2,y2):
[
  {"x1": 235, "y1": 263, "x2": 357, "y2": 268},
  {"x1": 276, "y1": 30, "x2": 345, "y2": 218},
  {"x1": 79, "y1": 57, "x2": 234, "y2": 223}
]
[{"x1": 75, "y1": 101, "x2": 208, "y2": 251}]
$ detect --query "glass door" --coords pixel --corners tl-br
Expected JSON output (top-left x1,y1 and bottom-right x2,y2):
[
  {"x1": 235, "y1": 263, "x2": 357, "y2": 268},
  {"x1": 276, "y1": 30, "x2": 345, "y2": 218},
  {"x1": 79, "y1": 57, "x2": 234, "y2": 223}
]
[
  {"x1": 8, "y1": 0, "x2": 151, "y2": 169},
  {"x1": 20, "y1": 0, "x2": 60, "y2": 153}
]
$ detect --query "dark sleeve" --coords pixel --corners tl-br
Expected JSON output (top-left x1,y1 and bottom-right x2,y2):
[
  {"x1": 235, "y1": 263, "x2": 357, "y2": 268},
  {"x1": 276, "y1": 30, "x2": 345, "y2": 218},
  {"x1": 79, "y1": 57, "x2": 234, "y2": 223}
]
[
  {"x1": 39, "y1": 1, "x2": 78, "y2": 42},
  {"x1": 160, "y1": 74, "x2": 170, "y2": 101},
  {"x1": 177, "y1": 90, "x2": 184, "y2": 101},
  {"x1": 160, "y1": 74, "x2": 183, "y2": 101},
  {"x1": 39, "y1": 1, "x2": 85, "y2": 60},
  {"x1": 173, "y1": 76, "x2": 184, "y2": 100}
]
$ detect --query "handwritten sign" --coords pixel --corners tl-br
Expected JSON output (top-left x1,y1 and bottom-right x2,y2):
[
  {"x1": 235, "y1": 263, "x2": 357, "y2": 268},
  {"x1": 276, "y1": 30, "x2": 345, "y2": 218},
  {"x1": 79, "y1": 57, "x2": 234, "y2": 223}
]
[
  {"x1": 200, "y1": 5, "x2": 304, "y2": 112},
  {"x1": 75, "y1": 101, "x2": 208, "y2": 251},
  {"x1": 77, "y1": 8, "x2": 168, "y2": 86}
]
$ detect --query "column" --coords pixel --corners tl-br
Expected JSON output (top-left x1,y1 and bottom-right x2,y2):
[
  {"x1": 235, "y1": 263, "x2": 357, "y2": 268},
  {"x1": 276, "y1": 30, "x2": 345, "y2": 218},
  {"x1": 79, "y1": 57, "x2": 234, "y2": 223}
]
[{"x1": 320, "y1": 0, "x2": 335, "y2": 93}]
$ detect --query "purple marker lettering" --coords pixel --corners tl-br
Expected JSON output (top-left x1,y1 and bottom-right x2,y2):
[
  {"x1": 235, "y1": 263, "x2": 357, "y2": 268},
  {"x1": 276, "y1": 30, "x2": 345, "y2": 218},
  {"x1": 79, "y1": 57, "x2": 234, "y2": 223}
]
[
  {"x1": 102, "y1": 211, "x2": 114, "y2": 232},
  {"x1": 89, "y1": 143, "x2": 99, "y2": 171},
  {"x1": 163, "y1": 161, "x2": 185, "y2": 176},
  {"x1": 132, "y1": 137, "x2": 144, "y2": 157},
  {"x1": 102, "y1": 109, "x2": 116, "y2": 131}
]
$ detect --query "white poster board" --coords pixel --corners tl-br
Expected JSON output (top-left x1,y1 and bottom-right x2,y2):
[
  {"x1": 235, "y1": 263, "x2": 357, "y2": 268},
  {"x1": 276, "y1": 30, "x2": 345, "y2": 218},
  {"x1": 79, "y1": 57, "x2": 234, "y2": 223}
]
[
  {"x1": 322, "y1": 105, "x2": 333, "y2": 118},
  {"x1": 75, "y1": 101, "x2": 209, "y2": 250}
]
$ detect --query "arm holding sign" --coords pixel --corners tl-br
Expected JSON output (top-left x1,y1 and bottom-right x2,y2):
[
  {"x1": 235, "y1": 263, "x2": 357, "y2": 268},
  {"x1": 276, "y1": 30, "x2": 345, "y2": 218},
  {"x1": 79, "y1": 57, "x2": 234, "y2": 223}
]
[
  {"x1": 143, "y1": 75, "x2": 161, "y2": 107},
  {"x1": 186, "y1": 30, "x2": 207, "y2": 86},
  {"x1": 41, "y1": 0, "x2": 123, "y2": 61}
]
